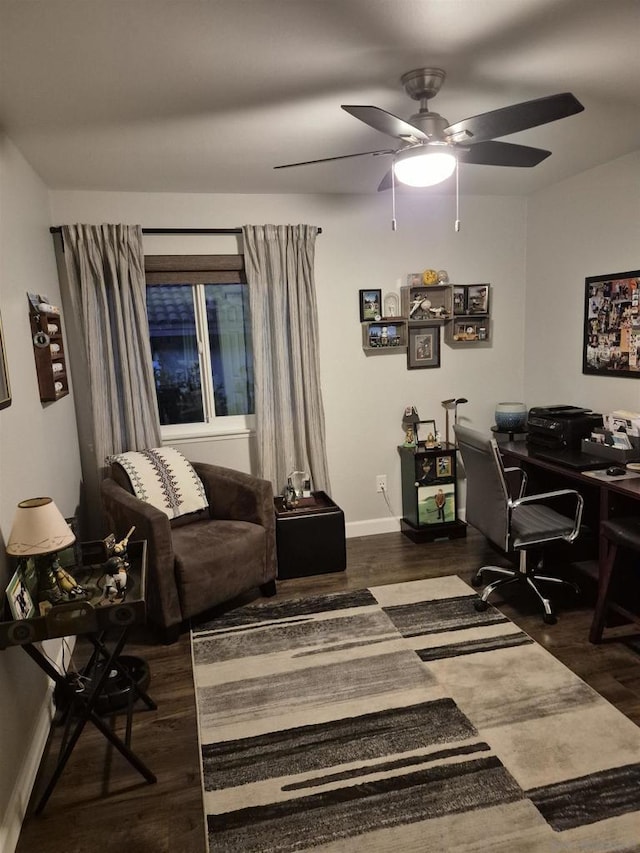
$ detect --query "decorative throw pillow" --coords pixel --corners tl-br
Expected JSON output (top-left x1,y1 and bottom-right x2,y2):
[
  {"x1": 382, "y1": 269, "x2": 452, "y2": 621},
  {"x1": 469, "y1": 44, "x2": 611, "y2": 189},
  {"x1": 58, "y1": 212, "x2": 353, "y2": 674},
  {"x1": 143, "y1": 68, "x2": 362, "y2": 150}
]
[{"x1": 110, "y1": 447, "x2": 209, "y2": 520}]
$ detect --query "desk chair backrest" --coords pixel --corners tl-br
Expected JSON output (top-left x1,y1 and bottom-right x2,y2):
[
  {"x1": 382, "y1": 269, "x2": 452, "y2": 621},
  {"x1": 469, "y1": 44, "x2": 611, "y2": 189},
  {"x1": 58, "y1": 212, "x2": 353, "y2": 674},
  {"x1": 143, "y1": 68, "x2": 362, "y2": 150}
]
[{"x1": 454, "y1": 424, "x2": 510, "y2": 551}]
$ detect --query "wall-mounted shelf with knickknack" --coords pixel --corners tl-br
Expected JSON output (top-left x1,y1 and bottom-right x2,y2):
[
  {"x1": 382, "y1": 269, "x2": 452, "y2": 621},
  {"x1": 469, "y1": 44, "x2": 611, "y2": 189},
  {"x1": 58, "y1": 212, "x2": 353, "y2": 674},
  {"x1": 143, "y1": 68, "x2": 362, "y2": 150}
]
[
  {"x1": 444, "y1": 284, "x2": 491, "y2": 346},
  {"x1": 28, "y1": 296, "x2": 69, "y2": 402},
  {"x1": 361, "y1": 318, "x2": 407, "y2": 353}
]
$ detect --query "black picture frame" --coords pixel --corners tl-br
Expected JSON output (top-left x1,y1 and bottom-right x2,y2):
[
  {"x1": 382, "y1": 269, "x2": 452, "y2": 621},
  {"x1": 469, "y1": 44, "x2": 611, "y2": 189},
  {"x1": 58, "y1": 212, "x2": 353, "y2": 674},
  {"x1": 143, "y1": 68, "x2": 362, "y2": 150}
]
[
  {"x1": 407, "y1": 323, "x2": 441, "y2": 369},
  {"x1": 0, "y1": 312, "x2": 11, "y2": 410},
  {"x1": 359, "y1": 289, "x2": 382, "y2": 322},
  {"x1": 583, "y1": 269, "x2": 640, "y2": 378}
]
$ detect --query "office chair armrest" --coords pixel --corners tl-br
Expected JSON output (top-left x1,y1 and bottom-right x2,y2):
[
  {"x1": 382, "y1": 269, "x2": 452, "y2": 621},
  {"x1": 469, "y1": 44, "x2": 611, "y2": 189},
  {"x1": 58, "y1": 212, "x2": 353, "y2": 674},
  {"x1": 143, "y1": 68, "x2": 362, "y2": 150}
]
[
  {"x1": 512, "y1": 488, "x2": 584, "y2": 541},
  {"x1": 503, "y1": 466, "x2": 527, "y2": 499}
]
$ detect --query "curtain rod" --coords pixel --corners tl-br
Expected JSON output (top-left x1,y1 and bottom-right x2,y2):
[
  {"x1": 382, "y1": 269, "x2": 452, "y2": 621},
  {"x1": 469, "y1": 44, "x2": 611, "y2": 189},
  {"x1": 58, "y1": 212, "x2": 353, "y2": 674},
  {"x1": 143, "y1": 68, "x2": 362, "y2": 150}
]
[{"x1": 50, "y1": 226, "x2": 322, "y2": 235}]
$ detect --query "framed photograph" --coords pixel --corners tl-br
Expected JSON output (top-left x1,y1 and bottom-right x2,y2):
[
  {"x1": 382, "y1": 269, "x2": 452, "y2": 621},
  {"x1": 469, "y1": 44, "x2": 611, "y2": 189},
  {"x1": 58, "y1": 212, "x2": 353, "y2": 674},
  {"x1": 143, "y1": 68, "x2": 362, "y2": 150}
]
[
  {"x1": 407, "y1": 323, "x2": 441, "y2": 369},
  {"x1": 436, "y1": 455, "x2": 453, "y2": 478},
  {"x1": 417, "y1": 483, "x2": 456, "y2": 525},
  {"x1": 583, "y1": 270, "x2": 640, "y2": 377},
  {"x1": 359, "y1": 289, "x2": 382, "y2": 321},
  {"x1": 6, "y1": 567, "x2": 36, "y2": 620},
  {"x1": 0, "y1": 312, "x2": 11, "y2": 410},
  {"x1": 453, "y1": 286, "x2": 466, "y2": 315},
  {"x1": 416, "y1": 419, "x2": 437, "y2": 446},
  {"x1": 467, "y1": 284, "x2": 490, "y2": 314}
]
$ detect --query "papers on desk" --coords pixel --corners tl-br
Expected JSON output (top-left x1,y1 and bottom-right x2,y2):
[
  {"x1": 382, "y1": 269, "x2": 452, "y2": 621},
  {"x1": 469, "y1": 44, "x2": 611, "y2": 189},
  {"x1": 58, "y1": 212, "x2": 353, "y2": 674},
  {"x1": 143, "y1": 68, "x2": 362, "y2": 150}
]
[
  {"x1": 583, "y1": 469, "x2": 640, "y2": 482},
  {"x1": 605, "y1": 410, "x2": 640, "y2": 438}
]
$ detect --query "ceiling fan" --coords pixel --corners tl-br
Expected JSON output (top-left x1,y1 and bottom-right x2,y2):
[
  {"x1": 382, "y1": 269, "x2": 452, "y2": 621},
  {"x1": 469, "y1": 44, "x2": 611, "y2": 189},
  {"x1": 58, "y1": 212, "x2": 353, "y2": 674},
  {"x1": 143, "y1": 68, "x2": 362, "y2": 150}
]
[{"x1": 274, "y1": 68, "x2": 584, "y2": 191}]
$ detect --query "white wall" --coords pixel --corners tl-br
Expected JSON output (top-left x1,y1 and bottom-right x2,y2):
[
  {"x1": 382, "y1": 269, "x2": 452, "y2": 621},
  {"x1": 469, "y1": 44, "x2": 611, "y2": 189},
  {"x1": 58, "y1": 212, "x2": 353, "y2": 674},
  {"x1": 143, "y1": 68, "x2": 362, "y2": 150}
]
[
  {"x1": 525, "y1": 151, "x2": 640, "y2": 413},
  {"x1": 0, "y1": 135, "x2": 82, "y2": 852},
  {"x1": 51, "y1": 189, "x2": 528, "y2": 533}
]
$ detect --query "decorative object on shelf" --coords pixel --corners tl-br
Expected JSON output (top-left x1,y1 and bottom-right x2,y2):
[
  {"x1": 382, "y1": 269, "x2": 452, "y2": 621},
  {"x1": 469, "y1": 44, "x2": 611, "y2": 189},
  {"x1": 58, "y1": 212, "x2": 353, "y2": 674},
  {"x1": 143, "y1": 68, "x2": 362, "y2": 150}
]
[
  {"x1": 495, "y1": 402, "x2": 527, "y2": 432},
  {"x1": 0, "y1": 311, "x2": 10, "y2": 410},
  {"x1": 445, "y1": 284, "x2": 491, "y2": 346},
  {"x1": 441, "y1": 397, "x2": 469, "y2": 445},
  {"x1": 407, "y1": 323, "x2": 441, "y2": 369},
  {"x1": 422, "y1": 269, "x2": 438, "y2": 286},
  {"x1": 437, "y1": 270, "x2": 449, "y2": 284},
  {"x1": 383, "y1": 292, "x2": 400, "y2": 318},
  {"x1": 102, "y1": 555, "x2": 129, "y2": 602},
  {"x1": 583, "y1": 269, "x2": 640, "y2": 378},
  {"x1": 417, "y1": 419, "x2": 438, "y2": 448},
  {"x1": 359, "y1": 288, "x2": 382, "y2": 322},
  {"x1": 402, "y1": 283, "x2": 452, "y2": 323},
  {"x1": 6, "y1": 497, "x2": 78, "y2": 606},
  {"x1": 402, "y1": 406, "x2": 420, "y2": 447}
]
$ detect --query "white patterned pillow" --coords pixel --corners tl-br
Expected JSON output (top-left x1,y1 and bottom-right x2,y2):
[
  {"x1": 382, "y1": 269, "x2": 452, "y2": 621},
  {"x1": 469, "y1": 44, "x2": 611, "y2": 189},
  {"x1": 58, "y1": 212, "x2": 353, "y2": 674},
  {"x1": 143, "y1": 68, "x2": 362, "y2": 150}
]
[{"x1": 111, "y1": 447, "x2": 209, "y2": 520}]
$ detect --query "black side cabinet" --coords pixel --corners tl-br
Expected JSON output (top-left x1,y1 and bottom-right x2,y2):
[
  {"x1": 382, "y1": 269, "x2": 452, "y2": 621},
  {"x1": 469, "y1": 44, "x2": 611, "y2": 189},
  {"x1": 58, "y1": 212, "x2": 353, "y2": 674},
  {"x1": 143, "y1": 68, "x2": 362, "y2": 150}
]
[
  {"x1": 398, "y1": 444, "x2": 466, "y2": 542},
  {"x1": 274, "y1": 491, "x2": 346, "y2": 578}
]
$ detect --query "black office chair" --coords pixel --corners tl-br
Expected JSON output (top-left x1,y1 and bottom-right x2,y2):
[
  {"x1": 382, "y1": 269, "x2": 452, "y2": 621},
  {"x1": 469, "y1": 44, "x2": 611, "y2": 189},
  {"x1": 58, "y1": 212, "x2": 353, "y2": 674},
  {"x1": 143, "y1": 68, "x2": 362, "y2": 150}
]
[{"x1": 454, "y1": 424, "x2": 584, "y2": 624}]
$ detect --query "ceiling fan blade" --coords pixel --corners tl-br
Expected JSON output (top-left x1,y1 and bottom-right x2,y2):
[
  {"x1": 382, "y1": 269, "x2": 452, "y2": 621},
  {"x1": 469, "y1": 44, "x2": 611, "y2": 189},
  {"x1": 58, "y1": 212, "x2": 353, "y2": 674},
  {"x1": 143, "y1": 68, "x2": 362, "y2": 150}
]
[
  {"x1": 342, "y1": 105, "x2": 428, "y2": 142},
  {"x1": 445, "y1": 93, "x2": 584, "y2": 144},
  {"x1": 457, "y1": 140, "x2": 551, "y2": 167},
  {"x1": 274, "y1": 149, "x2": 393, "y2": 169},
  {"x1": 377, "y1": 169, "x2": 394, "y2": 192}
]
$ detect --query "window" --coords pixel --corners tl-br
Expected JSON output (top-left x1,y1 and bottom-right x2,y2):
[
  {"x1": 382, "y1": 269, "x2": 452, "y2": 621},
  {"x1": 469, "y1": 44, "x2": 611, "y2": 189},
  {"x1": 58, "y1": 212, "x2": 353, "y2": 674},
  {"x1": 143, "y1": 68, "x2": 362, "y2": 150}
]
[{"x1": 145, "y1": 255, "x2": 254, "y2": 434}]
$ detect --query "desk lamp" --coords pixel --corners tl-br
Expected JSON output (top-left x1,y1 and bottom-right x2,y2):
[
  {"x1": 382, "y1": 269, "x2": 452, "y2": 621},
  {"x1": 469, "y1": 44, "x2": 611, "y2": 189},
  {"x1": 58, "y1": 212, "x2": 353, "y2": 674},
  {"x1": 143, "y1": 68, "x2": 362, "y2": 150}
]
[
  {"x1": 441, "y1": 398, "x2": 468, "y2": 446},
  {"x1": 6, "y1": 497, "x2": 78, "y2": 605}
]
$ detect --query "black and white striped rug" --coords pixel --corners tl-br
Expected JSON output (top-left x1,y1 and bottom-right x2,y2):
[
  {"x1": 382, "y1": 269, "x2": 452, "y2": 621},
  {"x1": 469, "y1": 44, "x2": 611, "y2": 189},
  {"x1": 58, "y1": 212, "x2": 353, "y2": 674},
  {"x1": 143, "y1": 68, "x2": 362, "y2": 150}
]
[{"x1": 191, "y1": 576, "x2": 640, "y2": 852}]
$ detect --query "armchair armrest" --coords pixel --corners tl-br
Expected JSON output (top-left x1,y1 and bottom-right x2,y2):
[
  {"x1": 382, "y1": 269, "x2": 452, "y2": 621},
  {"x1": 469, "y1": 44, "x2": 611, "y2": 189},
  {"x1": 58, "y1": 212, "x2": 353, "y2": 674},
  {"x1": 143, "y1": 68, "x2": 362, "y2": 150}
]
[
  {"x1": 503, "y1": 466, "x2": 527, "y2": 499},
  {"x1": 192, "y1": 463, "x2": 277, "y2": 582},
  {"x1": 512, "y1": 488, "x2": 584, "y2": 541},
  {"x1": 100, "y1": 478, "x2": 182, "y2": 628}
]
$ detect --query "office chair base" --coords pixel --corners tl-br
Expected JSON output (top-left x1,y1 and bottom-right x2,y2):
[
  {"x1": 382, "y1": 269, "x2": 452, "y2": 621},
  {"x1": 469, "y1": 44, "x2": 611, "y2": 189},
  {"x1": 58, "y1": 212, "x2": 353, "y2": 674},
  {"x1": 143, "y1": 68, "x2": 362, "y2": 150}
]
[{"x1": 472, "y1": 564, "x2": 579, "y2": 624}]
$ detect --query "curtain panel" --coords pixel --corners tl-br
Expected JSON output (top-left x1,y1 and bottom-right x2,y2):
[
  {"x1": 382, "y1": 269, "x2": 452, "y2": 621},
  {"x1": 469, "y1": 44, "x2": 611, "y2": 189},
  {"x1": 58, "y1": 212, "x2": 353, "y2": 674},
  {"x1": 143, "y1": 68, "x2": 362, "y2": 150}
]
[
  {"x1": 242, "y1": 224, "x2": 330, "y2": 494},
  {"x1": 58, "y1": 224, "x2": 161, "y2": 532}
]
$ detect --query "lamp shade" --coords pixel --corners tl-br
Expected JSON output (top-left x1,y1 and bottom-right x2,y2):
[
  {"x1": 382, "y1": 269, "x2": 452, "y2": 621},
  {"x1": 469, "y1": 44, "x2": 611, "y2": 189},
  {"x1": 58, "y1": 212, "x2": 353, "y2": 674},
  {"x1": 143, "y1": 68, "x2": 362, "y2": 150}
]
[
  {"x1": 394, "y1": 147, "x2": 456, "y2": 187},
  {"x1": 6, "y1": 497, "x2": 75, "y2": 556}
]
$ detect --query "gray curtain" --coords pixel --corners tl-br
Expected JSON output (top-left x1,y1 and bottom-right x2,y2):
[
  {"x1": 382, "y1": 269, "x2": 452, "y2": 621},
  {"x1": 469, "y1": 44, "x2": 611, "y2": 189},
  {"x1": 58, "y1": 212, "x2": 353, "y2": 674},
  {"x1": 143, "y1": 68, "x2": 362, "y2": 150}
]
[
  {"x1": 242, "y1": 224, "x2": 331, "y2": 494},
  {"x1": 57, "y1": 224, "x2": 161, "y2": 534}
]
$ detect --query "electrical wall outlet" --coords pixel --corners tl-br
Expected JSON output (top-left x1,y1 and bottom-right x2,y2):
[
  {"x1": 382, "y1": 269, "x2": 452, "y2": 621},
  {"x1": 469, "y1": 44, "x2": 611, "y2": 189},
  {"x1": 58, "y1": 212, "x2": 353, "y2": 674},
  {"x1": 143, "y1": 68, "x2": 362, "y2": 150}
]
[{"x1": 376, "y1": 474, "x2": 387, "y2": 493}]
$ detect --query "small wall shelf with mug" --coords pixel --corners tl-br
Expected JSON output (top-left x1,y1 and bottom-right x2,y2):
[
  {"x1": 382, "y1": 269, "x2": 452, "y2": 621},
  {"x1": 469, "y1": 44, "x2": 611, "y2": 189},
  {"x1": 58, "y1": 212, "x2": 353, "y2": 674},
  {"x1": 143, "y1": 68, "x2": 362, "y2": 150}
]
[{"x1": 27, "y1": 294, "x2": 69, "y2": 402}]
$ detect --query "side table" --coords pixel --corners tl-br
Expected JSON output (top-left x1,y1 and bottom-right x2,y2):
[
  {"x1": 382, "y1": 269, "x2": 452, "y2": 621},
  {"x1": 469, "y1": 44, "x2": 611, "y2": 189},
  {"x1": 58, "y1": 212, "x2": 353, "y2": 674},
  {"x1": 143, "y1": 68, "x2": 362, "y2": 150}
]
[
  {"x1": 0, "y1": 540, "x2": 156, "y2": 813},
  {"x1": 274, "y1": 491, "x2": 346, "y2": 578}
]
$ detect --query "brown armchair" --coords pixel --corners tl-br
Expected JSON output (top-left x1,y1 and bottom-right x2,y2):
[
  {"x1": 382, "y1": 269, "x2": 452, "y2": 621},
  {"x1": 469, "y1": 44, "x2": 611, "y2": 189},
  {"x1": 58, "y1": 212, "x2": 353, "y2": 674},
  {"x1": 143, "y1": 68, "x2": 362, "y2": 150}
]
[{"x1": 101, "y1": 461, "x2": 277, "y2": 641}]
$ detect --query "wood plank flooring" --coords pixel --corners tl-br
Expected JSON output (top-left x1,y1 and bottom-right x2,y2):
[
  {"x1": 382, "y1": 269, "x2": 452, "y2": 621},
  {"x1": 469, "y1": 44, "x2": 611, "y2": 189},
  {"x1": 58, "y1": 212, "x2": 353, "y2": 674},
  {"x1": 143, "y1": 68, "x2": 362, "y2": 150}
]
[{"x1": 15, "y1": 529, "x2": 640, "y2": 853}]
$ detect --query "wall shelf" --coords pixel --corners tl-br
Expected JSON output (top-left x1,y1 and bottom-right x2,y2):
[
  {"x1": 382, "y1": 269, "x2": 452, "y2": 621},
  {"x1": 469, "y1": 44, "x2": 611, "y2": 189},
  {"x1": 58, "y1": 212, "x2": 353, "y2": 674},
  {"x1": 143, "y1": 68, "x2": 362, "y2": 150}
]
[{"x1": 28, "y1": 299, "x2": 69, "y2": 402}]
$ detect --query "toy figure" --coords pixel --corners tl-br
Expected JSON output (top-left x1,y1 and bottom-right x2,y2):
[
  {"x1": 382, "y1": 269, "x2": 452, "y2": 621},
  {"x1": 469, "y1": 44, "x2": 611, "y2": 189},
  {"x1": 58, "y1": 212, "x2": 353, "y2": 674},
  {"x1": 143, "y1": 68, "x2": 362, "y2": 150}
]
[
  {"x1": 103, "y1": 555, "x2": 128, "y2": 601},
  {"x1": 53, "y1": 559, "x2": 88, "y2": 600}
]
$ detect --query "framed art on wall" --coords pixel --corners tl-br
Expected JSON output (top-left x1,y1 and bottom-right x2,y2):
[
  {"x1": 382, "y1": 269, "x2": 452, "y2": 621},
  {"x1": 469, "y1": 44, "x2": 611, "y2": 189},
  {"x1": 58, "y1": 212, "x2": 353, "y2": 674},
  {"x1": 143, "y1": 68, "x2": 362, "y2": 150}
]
[
  {"x1": 359, "y1": 289, "x2": 382, "y2": 321},
  {"x1": 583, "y1": 269, "x2": 640, "y2": 377},
  {"x1": 407, "y1": 323, "x2": 441, "y2": 369},
  {"x1": 0, "y1": 312, "x2": 11, "y2": 410}
]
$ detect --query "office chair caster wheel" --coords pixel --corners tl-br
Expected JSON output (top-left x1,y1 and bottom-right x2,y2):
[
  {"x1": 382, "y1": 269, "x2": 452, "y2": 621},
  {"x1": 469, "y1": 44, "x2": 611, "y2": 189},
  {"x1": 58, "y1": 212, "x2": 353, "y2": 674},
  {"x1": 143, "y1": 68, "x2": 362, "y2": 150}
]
[
  {"x1": 543, "y1": 613, "x2": 557, "y2": 625},
  {"x1": 471, "y1": 574, "x2": 483, "y2": 587},
  {"x1": 474, "y1": 599, "x2": 489, "y2": 612}
]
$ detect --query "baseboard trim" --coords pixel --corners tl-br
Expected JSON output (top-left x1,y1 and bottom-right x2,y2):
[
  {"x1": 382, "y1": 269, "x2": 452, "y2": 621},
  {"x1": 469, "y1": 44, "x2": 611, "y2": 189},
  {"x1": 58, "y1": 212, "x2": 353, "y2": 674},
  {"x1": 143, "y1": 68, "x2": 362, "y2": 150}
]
[{"x1": 345, "y1": 516, "x2": 401, "y2": 538}]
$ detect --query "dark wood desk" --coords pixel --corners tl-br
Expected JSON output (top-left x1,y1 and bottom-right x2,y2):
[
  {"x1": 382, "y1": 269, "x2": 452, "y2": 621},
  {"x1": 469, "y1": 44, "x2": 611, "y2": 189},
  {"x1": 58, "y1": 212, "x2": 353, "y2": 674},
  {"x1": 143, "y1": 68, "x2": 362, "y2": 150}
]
[{"x1": 502, "y1": 441, "x2": 640, "y2": 634}]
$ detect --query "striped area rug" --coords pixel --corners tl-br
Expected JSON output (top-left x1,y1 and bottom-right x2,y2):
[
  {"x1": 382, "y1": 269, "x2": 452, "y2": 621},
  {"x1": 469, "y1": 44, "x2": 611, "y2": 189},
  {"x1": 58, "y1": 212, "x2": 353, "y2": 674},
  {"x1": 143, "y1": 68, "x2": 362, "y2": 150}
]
[{"x1": 191, "y1": 575, "x2": 640, "y2": 852}]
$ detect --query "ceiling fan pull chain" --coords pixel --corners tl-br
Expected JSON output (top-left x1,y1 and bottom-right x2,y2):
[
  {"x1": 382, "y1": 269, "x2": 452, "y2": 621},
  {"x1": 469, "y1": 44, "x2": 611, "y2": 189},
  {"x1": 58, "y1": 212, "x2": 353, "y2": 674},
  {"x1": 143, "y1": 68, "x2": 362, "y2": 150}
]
[
  {"x1": 455, "y1": 158, "x2": 461, "y2": 232},
  {"x1": 391, "y1": 164, "x2": 397, "y2": 231}
]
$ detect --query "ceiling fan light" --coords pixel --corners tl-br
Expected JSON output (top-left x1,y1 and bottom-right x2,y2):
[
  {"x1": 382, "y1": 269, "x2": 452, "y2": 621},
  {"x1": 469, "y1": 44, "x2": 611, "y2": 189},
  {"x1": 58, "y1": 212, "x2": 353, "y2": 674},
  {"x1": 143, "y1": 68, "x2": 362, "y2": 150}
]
[{"x1": 394, "y1": 149, "x2": 456, "y2": 187}]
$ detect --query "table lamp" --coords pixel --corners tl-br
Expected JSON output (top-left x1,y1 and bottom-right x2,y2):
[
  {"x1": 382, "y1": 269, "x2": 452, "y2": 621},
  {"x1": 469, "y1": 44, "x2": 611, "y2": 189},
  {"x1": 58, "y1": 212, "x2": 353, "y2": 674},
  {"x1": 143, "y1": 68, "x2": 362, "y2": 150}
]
[{"x1": 6, "y1": 497, "x2": 76, "y2": 605}]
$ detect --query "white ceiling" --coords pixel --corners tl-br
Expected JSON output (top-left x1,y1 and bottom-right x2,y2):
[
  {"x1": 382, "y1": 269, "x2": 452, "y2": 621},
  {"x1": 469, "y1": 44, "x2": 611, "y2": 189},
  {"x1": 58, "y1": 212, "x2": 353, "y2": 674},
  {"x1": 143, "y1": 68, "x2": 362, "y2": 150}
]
[{"x1": 1, "y1": 0, "x2": 639, "y2": 197}]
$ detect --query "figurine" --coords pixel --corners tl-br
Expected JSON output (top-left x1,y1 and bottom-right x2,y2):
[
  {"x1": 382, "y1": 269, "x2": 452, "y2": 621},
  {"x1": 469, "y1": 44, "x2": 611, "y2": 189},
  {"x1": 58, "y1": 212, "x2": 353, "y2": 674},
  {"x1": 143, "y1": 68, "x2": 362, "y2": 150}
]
[
  {"x1": 111, "y1": 525, "x2": 135, "y2": 568},
  {"x1": 103, "y1": 555, "x2": 128, "y2": 601},
  {"x1": 53, "y1": 559, "x2": 88, "y2": 600}
]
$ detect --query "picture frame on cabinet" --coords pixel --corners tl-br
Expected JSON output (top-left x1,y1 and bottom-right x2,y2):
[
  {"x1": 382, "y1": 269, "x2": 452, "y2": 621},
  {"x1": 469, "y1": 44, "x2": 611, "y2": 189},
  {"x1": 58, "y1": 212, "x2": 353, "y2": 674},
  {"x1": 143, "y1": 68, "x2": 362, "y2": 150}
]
[
  {"x1": 436, "y1": 455, "x2": 452, "y2": 478},
  {"x1": 407, "y1": 323, "x2": 441, "y2": 369},
  {"x1": 417, "y1": 483, "x2": 456, "y2": 525},
  {"x1": 416, "y1": 419, "x2": 437, "y2": 446},
  {"x1": 0, "y1": 312, "x2": 11, "y2": 410},
  {"x1": 359, "y1": 289, "x2": 382, "y2": 321}
]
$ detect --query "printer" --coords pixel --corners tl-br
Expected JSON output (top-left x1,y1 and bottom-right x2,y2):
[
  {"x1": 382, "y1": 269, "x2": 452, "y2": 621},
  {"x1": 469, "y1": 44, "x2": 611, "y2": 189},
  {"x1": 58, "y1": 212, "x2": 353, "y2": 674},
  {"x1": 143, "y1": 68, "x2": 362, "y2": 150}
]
[{"x1": 526, "y1": 405, "x2": 603, "y2": 451}]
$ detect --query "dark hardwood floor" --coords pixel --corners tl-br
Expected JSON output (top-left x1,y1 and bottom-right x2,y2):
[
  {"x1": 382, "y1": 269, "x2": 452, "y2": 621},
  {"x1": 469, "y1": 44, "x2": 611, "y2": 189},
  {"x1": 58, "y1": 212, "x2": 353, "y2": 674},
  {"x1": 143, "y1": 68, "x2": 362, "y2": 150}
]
[{"x1": 16, "y1": 529, "x2": 640, "y2": 853}]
